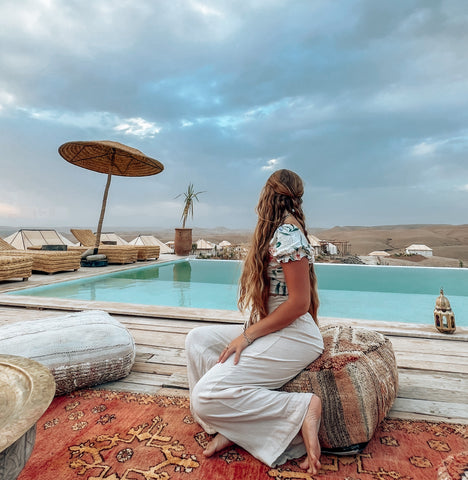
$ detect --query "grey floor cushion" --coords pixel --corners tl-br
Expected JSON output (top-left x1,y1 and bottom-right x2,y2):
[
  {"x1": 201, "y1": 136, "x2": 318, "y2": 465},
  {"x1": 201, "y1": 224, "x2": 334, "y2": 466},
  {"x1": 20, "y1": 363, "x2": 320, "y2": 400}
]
[{"x1": 0, "y1": 310, "x2": 136, "y2": 395}]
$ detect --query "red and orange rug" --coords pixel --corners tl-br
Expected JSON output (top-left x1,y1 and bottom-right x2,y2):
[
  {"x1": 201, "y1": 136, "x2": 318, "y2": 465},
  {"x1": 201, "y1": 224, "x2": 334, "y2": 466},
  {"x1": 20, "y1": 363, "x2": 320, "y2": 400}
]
[{"x1": 18, "y1": 389, "x2": 467, "y2": 480}]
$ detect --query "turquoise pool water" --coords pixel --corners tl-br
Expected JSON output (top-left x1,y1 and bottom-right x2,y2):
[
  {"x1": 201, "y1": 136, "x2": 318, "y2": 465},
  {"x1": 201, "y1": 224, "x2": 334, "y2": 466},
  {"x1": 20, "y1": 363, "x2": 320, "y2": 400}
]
[{"x1": 8, "y1": 260, "x2": 468, "y2": 326}]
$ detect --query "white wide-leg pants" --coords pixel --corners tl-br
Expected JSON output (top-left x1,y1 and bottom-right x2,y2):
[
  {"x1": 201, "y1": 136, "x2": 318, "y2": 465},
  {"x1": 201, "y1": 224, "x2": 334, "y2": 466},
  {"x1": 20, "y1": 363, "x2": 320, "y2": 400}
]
[{"x1": 185, "y1": 297, "x2": 323, "y2": 467}]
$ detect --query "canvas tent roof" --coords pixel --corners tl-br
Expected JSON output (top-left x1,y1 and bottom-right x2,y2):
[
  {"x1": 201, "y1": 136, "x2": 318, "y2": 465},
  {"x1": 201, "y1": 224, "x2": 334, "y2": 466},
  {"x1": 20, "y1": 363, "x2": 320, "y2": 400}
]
[
  {"x1": 196, "y1": 239, "x2": 215, "y2": 250},
  {"x1": 406, "y1": 244, "x2": 432, "y2": 251},
  {"x1": 100, "y1": 232, "x2": 173, "y2": 254},
  {"x1": 218, "y1": 240, "x2": 232, "y2": 247},
  {"x1": 100, "y1": 232, "x2": 128, "y2": 245},
  {"x1": 307, "y1": 234, "x2": 321, "y2": 247},
  {"x1": 368, "y1": 250, "x2": 390, "y2": 256},
  {"x1": 3, "y1": 229, "x2": 74, "y2": 250},
  {"x1": 129, "y1": 235, "x2": 173, "y2": 254}
]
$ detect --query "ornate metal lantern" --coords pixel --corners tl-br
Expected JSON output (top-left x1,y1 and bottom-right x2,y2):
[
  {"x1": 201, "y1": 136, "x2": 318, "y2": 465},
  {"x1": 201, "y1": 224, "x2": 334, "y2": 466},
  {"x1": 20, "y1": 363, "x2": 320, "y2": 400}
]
[{"x1": 434, "y1": 289, "x2": 456, "y2": 334}]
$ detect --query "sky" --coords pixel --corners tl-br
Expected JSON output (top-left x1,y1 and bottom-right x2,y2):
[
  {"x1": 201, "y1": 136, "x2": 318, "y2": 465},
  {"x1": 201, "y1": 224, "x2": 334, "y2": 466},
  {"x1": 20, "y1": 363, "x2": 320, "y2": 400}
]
[{"x1": 1, "y1": 0, "x2": 467, "y2": 231}]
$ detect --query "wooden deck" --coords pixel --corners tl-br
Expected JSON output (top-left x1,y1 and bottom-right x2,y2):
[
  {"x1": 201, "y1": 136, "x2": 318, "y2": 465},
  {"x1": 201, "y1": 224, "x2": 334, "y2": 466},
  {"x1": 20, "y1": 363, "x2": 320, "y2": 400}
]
[{"x1": 1, "y1": 261, "x2": 467, "y2": 425}]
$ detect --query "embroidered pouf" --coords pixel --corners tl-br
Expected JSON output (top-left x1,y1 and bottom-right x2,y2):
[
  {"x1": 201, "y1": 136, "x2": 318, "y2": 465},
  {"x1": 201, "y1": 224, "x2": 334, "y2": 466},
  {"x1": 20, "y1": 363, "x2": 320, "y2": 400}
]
[
  {"x1": 0, "y1": 310, "x2": 135, "y2": 395},
  {"x1": 281, "y1": 324, "x2": 398, "y2": 453}
]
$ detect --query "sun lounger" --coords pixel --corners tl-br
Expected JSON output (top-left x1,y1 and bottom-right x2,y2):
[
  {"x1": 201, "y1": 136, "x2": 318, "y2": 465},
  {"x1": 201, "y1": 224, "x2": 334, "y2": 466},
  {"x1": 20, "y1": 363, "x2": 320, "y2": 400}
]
[
  {"x1": 70, "y1": 229, "x2": 138, "y2": 264},
  {"x1": 0, "y1": 255, "x2": 33, "y2": 282},
  {"x1": 0, "y1": 237, "x2": 81, "y2": 274},
  {"x1": 100, "y1": 232, "x2": 160, "y2": 261}
]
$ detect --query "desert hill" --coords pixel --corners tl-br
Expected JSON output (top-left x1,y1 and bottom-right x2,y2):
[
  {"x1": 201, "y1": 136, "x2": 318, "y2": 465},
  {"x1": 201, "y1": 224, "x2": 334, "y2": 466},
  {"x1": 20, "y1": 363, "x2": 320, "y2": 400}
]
[
  {"x1": 1, "y1": 224, "x2": 468, "y2": 264},
  {"x1": 316, "y1": 224, "x2": 468, "y2": 263},
  {"x1": 96, "y1": 224, "x2": 468, "y2": 264}
]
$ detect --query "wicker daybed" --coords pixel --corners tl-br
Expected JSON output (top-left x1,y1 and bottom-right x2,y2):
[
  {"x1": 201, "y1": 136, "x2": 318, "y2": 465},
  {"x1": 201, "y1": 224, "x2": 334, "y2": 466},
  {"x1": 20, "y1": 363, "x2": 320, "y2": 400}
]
[
  {"x1": 0, "y1": 255, "x2": 33, "y2": 282},
  {"x1": 70, "y1": 229, "x2": 138, "y2": 264},
  {"x1": 100, "y1": 232, "x2": 160, "y2": 261},
  {"x1": 0, "y1": 238, "x2": 81, "y2": 274}
]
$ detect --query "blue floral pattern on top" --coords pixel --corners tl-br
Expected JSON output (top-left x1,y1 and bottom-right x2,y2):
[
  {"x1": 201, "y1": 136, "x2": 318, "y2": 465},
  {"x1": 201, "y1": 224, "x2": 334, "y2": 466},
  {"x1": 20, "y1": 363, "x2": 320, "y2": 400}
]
[{"x1": 268, "y1": 224, "x2": 314, "y2": 296}]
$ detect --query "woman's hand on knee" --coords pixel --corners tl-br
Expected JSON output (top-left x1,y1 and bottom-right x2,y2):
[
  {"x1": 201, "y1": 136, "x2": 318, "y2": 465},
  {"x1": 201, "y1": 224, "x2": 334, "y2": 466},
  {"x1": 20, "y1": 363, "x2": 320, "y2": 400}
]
[{"x1": 218, "y1": 335, "x2": 250, "y2": 365}]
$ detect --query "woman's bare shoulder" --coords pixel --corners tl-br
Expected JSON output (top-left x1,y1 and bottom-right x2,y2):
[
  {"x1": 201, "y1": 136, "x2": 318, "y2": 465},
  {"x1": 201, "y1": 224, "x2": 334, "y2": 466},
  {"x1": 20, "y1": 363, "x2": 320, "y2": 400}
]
[{"x1": 282, "y1": 214, "x2": 302, "y2": 230}]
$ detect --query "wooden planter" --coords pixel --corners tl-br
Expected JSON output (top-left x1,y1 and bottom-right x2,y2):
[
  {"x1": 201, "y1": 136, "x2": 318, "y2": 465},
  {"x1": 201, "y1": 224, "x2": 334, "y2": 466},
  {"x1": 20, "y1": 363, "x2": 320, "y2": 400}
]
[{"x1": 174, "y1": 228, "x2": 192, "y2": 256}]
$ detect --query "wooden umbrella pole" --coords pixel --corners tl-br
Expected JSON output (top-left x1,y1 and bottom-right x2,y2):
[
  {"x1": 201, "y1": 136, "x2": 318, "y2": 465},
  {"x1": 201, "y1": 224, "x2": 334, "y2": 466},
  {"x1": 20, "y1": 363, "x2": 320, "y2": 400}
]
[{"x1": 95, "y1": 171, "x2": 112, "y2": 249}]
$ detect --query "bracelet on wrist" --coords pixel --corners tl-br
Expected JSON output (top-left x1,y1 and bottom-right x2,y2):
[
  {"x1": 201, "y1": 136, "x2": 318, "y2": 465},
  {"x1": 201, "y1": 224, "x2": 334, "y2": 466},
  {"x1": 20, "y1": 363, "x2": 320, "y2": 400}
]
[{"x1": 242, "y1": 331, "x2": 254, "y2": 345}]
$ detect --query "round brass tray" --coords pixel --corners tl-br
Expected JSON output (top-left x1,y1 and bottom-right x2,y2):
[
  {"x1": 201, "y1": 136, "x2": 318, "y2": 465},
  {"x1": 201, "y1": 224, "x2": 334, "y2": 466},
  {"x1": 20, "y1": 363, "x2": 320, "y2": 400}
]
[{"x1": 0, "y1": 354, "x2": 55, "y2": 452}]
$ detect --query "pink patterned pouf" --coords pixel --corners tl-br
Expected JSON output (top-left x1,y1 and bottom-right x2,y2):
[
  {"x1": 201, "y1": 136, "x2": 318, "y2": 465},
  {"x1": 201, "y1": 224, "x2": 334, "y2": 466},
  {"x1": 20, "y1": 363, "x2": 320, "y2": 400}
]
[{"x1": 281, "y1": 324, "x2": 399, "y2": 453}]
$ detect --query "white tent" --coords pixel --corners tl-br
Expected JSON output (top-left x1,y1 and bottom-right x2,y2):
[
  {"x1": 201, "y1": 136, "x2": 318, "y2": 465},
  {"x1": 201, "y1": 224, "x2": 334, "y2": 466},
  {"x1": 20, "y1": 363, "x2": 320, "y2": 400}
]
[
  {"x1": 368, "y1": 251, "x2": 390, "y2": 257},
  {"x1": 3, "y1": 229, "x2": 74, "y2": 250},
  {"x1": 307, "y1": 234, "x2": 322, "y2": 256},
  {"x1": 129, "y1": 235, "x2": 173, "y2": 254},
  {"x1": 100, "y1": 232, "x2": 174, "y2": 254},
  {"x1": 218, "y1": 240, "x2": 232, "y2": 248},
  {"x1": 405, "y1": 244, "x2": 433, "y2": 257},
  {"x1": 196, "y1": 238, "x2": 216, "y2": 251},
  {"x1": 100, "y1": 232, "x2": 128, "y2": 245}
]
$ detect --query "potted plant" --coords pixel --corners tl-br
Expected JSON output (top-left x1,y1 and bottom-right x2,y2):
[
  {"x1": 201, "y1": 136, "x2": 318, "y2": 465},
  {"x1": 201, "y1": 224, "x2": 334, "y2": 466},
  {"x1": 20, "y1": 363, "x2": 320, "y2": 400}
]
[{"x1": 174, "y1": 183, "x2": 205, "y2": 256}]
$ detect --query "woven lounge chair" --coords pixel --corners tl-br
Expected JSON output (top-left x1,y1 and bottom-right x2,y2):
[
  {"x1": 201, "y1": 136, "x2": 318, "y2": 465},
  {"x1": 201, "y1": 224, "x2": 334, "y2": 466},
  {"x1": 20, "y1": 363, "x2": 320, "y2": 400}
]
[
  {"x1": 70, "y1": 229, "x2": 138, "y2": 264},
  {"x1": 0, "y1": 255, "x2": 33, "y2": 282},
  {"x1": 0, "y1": 237, "x2": 81, "y2": 274},
  {"x1": 100, "y1": 232, "x2": 160, "y2": 261}
]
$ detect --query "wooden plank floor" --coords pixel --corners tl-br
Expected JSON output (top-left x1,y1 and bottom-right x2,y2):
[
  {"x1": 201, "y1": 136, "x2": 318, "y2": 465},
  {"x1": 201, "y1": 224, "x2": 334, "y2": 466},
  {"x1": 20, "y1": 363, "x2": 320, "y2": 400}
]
[{"x1": 1, "y1": 303, "x2": 467, "y2": 425}]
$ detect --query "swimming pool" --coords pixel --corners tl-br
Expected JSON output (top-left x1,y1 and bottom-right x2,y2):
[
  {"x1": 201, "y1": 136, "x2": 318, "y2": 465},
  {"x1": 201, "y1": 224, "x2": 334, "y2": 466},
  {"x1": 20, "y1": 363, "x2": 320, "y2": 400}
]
[{"x1": 8, "y1": 260, "x2": 468, "y2": 326}]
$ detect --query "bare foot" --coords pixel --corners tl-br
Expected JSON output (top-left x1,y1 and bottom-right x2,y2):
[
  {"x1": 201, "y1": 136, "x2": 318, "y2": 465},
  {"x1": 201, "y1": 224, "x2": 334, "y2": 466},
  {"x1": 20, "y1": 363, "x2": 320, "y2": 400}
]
[
  {"x1": 203, "y1": 433, "x2": 234, "y2": 457},
  {"x1": 299, "y1": 395, "x2": 322, "y2": 474}
]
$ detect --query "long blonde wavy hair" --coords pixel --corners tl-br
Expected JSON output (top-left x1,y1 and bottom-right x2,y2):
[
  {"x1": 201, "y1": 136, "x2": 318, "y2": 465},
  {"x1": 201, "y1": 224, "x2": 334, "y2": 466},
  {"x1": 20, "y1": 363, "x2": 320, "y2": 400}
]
[{"x1": 238, "y1": 169, "x2": 320, "y2": 325}]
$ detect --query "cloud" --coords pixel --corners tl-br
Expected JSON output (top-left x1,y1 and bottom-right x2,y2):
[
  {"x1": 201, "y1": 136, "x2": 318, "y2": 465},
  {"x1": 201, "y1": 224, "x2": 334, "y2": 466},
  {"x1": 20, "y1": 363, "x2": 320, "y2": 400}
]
[
  {"x1": 0, "y1": 203, "x2": 21, "y2": 218},
  {"x1": 19, "y1": 107, "x2": 115, "y2": 129},
  {"x1": 410, "y1": 134, "x2": 468, "y2": 158},
  {"x1": 262, "y1": 158, "x2": 282, "y2": 171},
  {"x1": 114, "y1": 117, "x2": 161, "y2": 138},
  {"x1": 0, "y1": 198, "x2": 71, "y2": 224},
  {"x1": 11, "y1": 107, "x2": 161, "y2": 139},
  {"x1": 0, "y1": 90, "x2": 15, "y2": 111},
  {"x1": 411, "y1": 141, "x2": 437, "y2": 157},
  {"x1": 190, "y1": 1, "x2": 224, "y2": 17}
]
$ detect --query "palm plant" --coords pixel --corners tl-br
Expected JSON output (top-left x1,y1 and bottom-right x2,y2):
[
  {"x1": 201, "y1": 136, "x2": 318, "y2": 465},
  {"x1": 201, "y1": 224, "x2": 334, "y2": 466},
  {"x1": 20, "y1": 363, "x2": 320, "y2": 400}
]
[{"x1": 176, "y1": 183, "x2": 205, "y2": 228}]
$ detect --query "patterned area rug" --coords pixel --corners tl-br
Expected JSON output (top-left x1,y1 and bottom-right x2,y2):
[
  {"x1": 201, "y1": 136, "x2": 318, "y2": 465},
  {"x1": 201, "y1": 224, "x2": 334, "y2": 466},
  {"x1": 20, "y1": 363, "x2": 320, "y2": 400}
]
[{"x1": 18, "y1": 390, "x2": 467, "y2": 480}]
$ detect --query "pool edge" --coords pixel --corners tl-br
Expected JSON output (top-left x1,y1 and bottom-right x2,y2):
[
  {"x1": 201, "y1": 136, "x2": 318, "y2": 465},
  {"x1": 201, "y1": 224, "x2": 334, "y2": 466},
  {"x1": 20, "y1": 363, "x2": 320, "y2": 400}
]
[{"x1": 0, "y1": 293, "x2": 466, "y2": 341}]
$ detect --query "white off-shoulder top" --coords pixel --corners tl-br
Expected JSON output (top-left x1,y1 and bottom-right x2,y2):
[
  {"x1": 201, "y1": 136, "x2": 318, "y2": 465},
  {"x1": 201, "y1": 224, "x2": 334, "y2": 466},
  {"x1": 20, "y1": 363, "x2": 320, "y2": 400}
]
[{"x1": 267, "y1": 224, "x2": 314, "y2": 296}]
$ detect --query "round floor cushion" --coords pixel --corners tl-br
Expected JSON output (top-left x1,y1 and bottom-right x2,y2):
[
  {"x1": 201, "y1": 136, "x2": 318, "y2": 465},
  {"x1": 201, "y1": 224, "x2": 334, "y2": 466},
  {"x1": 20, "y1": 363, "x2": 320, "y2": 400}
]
[
  {"x1": 0, "y1": 310, "x2": 135, "y2": 395},
  {"x1": 281, "y1": 324, "x2": 399, "y2": 453}
]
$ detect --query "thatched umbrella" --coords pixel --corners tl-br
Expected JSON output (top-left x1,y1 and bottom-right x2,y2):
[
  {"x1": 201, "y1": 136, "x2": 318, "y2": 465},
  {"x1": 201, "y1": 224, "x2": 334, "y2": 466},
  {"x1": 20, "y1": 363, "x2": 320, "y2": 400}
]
[{"x1": 59, "y1": 140, "x2": 164, "y2": 249}]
